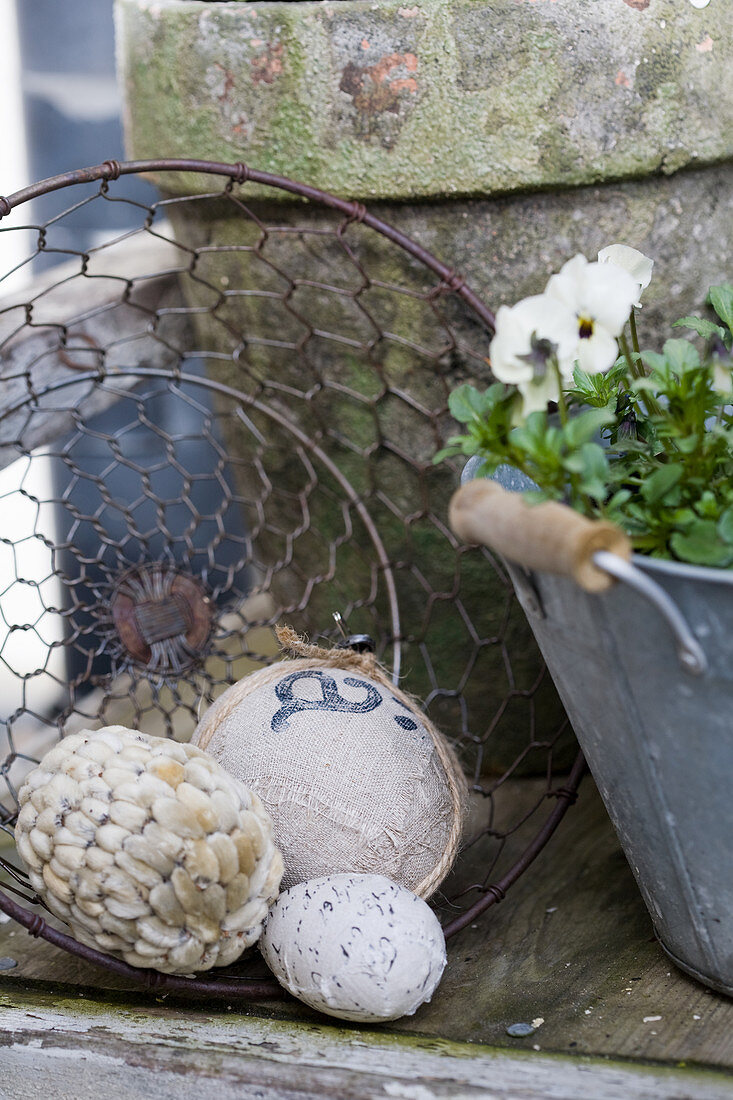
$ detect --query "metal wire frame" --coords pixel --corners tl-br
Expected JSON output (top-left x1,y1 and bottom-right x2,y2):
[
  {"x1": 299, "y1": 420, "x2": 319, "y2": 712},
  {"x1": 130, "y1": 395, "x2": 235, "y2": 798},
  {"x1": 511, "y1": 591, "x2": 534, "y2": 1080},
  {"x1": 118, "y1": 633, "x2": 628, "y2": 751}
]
[
  {"x1": 0, "y1": 158, "x2": 496, "y2": 332},
  {"x1": 0, "y1": 157, "x2": 585, "y2": 997}
]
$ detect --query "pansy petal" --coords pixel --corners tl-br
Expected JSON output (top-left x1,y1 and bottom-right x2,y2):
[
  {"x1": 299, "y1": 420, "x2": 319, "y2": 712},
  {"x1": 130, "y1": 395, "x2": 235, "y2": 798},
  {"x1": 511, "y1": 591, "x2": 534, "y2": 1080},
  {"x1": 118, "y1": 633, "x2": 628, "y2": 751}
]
[
  {"x1": 489, "y1": 294, "x2": 577, "y2": 384},
  {"x1": 580, "y1": 262, "x2": 638, "y2": 334},
  {"x1": 518, "y1": 370, "x2": 561, "y2": 416},
  {"x1": 489, "y1": 305, "x2": 534, "y2": 383},
  {"x1": 547, "y1": 254, "x2": 637, "y2": 336},
  {"x1": 545, "y1": 254, "x2": 589, "y2": 311},
  {"x1": 598, "y1": 244, "x2": 653, "y2": 302},
  {"x1": 713, "y1": 363, "x2": 732, "y2": 394},
  {"x1": 576, "y1": 327, "x2": 618, "y2": 375}
]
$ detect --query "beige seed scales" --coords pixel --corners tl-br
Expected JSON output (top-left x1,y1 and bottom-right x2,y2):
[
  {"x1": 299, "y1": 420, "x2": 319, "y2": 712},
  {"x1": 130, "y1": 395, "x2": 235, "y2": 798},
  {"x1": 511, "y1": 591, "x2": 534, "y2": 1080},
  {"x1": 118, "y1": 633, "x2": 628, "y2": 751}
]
[{"x1": 16, "y1": 726, "x2": 284, "y2": 974}]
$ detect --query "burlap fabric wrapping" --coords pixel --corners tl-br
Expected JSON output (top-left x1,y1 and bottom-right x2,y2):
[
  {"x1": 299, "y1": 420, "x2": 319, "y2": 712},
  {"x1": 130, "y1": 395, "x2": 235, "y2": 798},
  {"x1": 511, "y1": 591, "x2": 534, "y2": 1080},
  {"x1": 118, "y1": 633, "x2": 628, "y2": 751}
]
[{"x1": 193, "y1": 627, "x2": 468, "y2": 899}]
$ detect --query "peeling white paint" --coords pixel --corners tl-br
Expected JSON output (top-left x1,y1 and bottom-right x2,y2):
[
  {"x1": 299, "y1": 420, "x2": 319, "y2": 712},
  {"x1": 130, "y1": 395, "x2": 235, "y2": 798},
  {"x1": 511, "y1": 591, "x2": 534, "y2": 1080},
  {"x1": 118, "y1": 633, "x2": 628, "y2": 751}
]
[{"x1": 1, "y1": 996, "x2": 732, "y2": 1100}]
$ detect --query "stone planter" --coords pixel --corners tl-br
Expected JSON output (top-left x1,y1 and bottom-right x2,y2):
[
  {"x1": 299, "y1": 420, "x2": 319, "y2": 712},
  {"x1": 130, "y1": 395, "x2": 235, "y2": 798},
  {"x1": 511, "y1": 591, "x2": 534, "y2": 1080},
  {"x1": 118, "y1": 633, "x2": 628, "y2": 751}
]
[
  {"x1": 114, "y1": 0, "x2": 732, "y2": 773},
  {"x1": 116, "y1": 0, "x2": 733, "y2": 331}
]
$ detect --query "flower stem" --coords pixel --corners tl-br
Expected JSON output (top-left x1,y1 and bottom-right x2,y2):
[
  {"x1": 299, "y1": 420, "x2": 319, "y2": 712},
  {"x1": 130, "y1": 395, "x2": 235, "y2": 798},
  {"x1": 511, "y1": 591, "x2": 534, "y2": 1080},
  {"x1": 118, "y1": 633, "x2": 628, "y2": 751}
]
[
  {"x1": 553, "y1": 360, "x2": 569, "y2": 428},
  {"x1": 619, "y1": 328, "x2": 664, "y2": 419},
  {"x1": 619, "y1": 330, "x2": 641, "y2": 379},
  {"x1": 629, "y1": 309, "x2": 644, "y2": 370},
  {"x1": 553, "y1": 360, "x2": 584, "y2": 507}
]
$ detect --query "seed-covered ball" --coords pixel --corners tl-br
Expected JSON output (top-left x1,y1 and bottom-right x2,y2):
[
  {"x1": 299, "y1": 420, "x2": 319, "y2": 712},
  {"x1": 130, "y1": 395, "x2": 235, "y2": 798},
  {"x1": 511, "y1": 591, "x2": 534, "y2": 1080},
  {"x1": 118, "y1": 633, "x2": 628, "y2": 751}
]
[{"x1": 16, "y1": 726, "x2": 284, "y2": 974}]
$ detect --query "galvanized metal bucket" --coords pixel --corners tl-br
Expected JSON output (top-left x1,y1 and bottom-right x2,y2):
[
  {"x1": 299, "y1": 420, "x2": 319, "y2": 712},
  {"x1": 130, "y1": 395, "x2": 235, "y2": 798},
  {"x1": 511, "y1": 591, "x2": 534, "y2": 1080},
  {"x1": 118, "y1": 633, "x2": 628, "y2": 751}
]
[{"x1": 452, "y1": 464, "x2": 733, "y2": 997}]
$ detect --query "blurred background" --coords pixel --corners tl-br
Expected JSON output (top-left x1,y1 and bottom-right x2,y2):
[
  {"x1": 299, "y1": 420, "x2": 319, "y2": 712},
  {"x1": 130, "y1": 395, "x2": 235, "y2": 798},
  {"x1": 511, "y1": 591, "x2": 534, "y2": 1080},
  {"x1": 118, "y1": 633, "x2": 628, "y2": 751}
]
[
  {"x1": 0, "y1": 0, "x2": 153, "y2": 281},
  {"x1": 0, "y1": 1, "x2": 225, "y2": 759}
]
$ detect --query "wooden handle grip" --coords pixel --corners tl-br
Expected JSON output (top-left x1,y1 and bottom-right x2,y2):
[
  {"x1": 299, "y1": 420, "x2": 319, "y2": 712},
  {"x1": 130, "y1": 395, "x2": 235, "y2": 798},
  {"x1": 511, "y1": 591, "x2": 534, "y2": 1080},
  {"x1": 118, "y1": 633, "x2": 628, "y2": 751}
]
[{"x1": 449, "y1": 479, "x2": 632, "y2": 593}]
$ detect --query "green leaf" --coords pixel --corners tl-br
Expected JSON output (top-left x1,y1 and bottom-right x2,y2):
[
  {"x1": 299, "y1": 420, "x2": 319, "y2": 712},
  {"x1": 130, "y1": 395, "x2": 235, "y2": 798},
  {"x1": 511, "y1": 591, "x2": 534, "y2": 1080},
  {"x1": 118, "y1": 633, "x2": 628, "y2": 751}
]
[
  {"x1": 696, "y1": 491, "x2": 719, "y2": 519},
  {"x1": 606, "y1": 489, "x2": 632, "y2": 510},
  {"x1": 564, "y1": 407, "x2": 616, "y2": 448},
  {"x1": 718, "y1": 507, "x2": 733, "y2": 545},
  {"x1": 640, "y1": 463, "x2": 684, "y2": 504},
  {"x1": 572, "y1": 368, "x2": 596, "y2": 393},
  {"x1": 709, "y1": 284, "x2": 733, "y2": 332},
  {"x1": 509, "y1": 411, "x2": 556, "y2": 462},
  {"x1": 672, "y1": 316, "x2": 727, "y2": 341},
  {"x1": 563, "y1": 443, "x2": 609, "y2": 502},
  {"x1": 671, "y1": 520, "x2": 733, "y2": 567},
  {"x1": 663, "y1": 338, "x2": 700, "y2": 374},
  {"x1": 671, "y1": 507, "x2": 698, "y2": 529},
  {"x1": 640, "y1": 350, "x2": 667, "y2": 374},
  {"x1": 676, "y1": 433, "x2": 701, "y2": 455},
  {"x1": 433, "y1": 440, "x2": 479, "y2": 464},
  {"x1": 447, "y1": 384, "x2": 493, "y2": 423},
  {"x1": 521, "y1": 489, "x2": 549, "y2": 506}
]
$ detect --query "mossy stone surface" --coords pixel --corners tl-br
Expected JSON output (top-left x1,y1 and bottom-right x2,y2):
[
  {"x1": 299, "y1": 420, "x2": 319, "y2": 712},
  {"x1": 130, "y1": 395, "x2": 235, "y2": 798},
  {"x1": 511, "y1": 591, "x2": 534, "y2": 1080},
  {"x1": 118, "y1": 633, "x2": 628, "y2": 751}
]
[
  {"x1": 160, "y1": 197, "x2": 571, "y2": 775},
  {"x1": 116, "y1": 0, "x2": 732, "y2": 201}
]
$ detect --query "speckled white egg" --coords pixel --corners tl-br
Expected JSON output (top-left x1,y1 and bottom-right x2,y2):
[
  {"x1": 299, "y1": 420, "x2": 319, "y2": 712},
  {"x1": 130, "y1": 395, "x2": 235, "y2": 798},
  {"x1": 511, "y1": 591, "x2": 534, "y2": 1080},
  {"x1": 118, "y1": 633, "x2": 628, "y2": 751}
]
[{"x1": 260, "y1": 873, "x2": 447, "y2": 1022}]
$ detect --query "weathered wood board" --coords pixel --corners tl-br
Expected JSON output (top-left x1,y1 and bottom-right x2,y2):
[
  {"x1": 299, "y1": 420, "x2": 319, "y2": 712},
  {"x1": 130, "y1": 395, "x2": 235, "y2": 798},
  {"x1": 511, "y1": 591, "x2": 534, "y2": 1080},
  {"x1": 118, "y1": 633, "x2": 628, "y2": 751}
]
[
  {"x1": 0, "y1": 775, "x2": 732, "y2": 1097},
  {"x1": 1, "y1": 983, "x2": 733, "y2": 1100}
]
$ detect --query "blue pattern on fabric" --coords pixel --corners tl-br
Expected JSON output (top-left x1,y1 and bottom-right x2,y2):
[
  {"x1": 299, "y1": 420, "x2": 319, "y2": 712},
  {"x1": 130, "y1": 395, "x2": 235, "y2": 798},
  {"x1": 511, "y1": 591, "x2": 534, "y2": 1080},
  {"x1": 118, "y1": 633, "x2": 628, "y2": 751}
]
[{"x1": 271, "y1": 669, "x2": 383, "y2": 732}]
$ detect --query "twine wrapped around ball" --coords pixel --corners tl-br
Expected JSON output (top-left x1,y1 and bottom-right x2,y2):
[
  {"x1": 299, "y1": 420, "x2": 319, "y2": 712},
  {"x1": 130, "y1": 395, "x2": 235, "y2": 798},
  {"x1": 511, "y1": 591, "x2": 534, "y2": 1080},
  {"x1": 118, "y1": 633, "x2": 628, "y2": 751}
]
[
  {"x1": 193, "y1": 627, "x2": 468, "y2": 899},
  {"x1": 16, "y1": 726, "x2": 284, "y2": 974}
]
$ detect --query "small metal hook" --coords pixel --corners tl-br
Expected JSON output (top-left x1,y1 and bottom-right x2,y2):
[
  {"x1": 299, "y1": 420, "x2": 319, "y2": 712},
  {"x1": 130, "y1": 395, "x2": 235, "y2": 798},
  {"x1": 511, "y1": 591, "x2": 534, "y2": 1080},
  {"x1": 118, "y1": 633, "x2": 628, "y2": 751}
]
[
  {"x1": 332, "y1": 611, "x2": 375, "y2": 653},
  {"x1": 332, "y1": 611, "x2": 348, "y2": 640}
]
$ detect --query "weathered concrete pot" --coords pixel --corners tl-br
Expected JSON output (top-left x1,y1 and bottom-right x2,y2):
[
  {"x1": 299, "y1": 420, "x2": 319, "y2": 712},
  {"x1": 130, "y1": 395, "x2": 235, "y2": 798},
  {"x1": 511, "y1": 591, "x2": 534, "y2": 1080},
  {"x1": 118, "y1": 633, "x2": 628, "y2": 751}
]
[
  {"x1": 115, "y1": 0, "x2": 732, "y2": 772},
  {"x1": 116, "y1": 0, "x2": 733, "y2": 329}
]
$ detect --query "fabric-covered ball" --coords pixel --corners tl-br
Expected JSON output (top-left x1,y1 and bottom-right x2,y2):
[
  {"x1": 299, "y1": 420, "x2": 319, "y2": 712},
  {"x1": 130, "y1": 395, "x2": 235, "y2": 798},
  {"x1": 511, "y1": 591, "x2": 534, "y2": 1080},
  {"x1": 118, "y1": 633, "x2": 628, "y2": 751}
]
[
  {"x1": 16, "y1": 725, "x2": 284, "y2": 973},
  {"x1": 260, "y1": 873, "x2": 447, "y2": 1022},
  {"x1": 193, "y1": 658, "x2": 467, "y2": 898}
]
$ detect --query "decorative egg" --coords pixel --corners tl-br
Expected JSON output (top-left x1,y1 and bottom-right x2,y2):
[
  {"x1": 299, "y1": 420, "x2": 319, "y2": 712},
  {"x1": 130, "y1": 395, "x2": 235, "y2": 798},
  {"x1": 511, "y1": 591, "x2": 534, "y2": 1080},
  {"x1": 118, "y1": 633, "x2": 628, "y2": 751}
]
[
  {"x1": 260, "y1": 873, "x2": 447, "y2": 1022},
  {"x1": 193, "y1": 657, "x2": 467, "y2": 898},
  {"x1": 15, "y1": 726, "x2": 284, "y2": 973}
]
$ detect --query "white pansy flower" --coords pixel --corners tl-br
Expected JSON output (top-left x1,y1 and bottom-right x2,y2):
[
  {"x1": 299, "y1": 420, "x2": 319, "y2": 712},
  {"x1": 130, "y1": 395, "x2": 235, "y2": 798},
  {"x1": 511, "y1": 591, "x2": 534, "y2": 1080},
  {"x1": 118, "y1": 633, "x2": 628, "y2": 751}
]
[
  {"x1": 598, "y1": 244, "x2": 654, "y2": 308},
  {"x1": 545, "y1": 254, "x2": 638, "y2": 375},
  {"x1": 713, "y1": 364, "x2": 731, "y2": 394},
  {"x1": 516, "y1": 369, "x2": 566, "y2": 417},
  {"x1": 711, "y1": 337, "x2": 733, "y2": 395},
  {"x1": 489, "y1": 294, "x2": 578, "y2": 384},
  {"x1": 489, "y1": 293, "x2": 580, "y2": 417}
]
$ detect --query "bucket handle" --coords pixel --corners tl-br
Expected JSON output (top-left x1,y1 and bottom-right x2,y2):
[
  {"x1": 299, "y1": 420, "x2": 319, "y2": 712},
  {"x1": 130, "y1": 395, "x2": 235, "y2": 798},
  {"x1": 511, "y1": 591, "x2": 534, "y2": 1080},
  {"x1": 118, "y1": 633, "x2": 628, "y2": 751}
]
[{"x1": 450, "y1": 480, "x2": 708, "y2": 676}]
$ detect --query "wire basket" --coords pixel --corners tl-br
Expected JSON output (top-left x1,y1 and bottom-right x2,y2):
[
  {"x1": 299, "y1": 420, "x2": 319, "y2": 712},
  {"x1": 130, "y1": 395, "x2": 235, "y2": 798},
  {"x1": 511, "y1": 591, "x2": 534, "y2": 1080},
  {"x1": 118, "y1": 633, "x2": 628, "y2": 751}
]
[{"x1": 0, "y1": 159, "x2": 584, "y2": 999}]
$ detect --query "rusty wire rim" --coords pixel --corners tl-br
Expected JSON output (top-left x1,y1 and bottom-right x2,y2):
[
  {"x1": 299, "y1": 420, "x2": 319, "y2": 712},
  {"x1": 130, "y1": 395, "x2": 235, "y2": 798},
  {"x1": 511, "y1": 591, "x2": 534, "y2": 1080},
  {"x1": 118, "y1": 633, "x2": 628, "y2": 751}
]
[
  {"x1": 0, "y1": 157, "x2": 497, "y2": 334},
  {"x1": 0, "y1": 157, "x2": 584, "y2": 999}
]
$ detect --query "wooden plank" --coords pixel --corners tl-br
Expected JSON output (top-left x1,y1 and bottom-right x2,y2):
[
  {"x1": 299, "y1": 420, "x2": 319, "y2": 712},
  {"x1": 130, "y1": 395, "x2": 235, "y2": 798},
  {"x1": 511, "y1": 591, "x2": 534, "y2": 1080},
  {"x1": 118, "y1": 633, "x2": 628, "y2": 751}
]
[
  {"x1": 1, "y1": 775, "x2": 732, "y2": 1075},
  {"x1": 410, "y1": 777, "x2": 733, "y2": 1070},
  {"x1": 0, "y1": 984, "x2": 732, "y2": 1100}
]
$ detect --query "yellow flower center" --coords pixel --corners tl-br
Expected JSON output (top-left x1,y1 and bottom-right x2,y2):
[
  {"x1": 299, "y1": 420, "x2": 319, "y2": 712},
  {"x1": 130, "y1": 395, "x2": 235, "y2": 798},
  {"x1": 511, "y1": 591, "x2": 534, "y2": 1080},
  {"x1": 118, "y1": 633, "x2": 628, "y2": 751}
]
[{"x1": 578, "y1": 317, "x2": 594, "y2": 339}]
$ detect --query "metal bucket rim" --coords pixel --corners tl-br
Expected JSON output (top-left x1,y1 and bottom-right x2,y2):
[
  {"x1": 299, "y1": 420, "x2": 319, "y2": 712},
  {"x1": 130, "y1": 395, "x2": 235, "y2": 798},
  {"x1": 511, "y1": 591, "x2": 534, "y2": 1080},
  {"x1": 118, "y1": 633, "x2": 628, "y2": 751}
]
[{"x1": 632, "y1": 554, "x2": 733, "y2": 588}]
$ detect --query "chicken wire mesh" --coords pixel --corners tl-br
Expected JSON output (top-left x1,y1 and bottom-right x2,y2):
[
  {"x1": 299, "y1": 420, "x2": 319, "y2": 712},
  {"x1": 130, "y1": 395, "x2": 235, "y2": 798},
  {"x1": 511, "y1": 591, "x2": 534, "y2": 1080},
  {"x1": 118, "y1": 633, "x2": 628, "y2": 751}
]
[{"x1": 0, "y1": 160, "x2": 583, "y2": 990}]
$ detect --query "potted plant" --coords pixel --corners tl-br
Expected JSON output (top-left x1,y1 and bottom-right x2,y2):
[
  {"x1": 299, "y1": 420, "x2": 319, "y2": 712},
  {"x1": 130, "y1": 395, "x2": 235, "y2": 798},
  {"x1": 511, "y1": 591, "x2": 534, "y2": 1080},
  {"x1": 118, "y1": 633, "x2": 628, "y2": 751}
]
[{"x1": 442, "y1": 247, "x2": 733, "y2": 996}]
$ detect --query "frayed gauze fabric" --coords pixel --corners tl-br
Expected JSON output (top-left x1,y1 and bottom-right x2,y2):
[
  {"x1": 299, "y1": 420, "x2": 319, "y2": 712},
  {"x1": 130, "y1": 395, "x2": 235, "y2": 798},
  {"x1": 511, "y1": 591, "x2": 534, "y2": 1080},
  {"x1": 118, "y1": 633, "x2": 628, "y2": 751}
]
[{"x1": 193, "y1": 634, "x2": 467, "y2": 899}]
